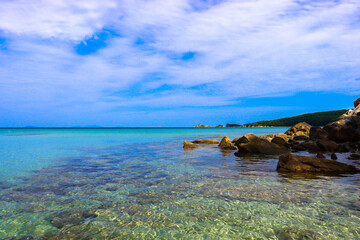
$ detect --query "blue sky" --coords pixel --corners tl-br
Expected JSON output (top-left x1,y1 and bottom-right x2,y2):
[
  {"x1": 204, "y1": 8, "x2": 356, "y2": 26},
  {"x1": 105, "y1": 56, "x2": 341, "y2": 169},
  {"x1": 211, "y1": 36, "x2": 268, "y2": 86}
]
[{"x1": 0, "y1": 0, "x2": 359, "y2": 127}]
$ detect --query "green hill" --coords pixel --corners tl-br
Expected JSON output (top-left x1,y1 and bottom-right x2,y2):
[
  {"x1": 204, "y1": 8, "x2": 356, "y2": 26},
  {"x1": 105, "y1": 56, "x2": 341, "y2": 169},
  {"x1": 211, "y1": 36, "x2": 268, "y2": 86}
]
[{"x1": 227, "y1": 109, "x2": 347, "y2": 127}]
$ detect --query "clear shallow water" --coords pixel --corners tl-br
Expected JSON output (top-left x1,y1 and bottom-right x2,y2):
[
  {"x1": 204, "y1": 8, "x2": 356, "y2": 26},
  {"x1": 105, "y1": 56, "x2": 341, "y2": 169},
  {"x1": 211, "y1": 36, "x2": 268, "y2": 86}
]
[{"x1": 0, "y1": 128, "x2": 359, "y2": 239}]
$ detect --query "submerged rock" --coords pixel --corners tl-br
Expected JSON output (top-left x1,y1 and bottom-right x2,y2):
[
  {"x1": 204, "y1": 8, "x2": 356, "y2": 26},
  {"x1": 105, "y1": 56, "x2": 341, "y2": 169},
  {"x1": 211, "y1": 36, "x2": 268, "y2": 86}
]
[
  {"x1": 183, "y1": 141, "x2": 198, "y2": 150},
  {"x1": 192, "y1": 139, "x2": 219, "y2": 144},
  {"x1": 218, "y1": 136, "x2": 237, "y2": 150},
  {"x1": 277, "y1": 154, "x2": 359, "y2": 173},
  {"x1": 285, "y1": 122, "x2": 312, "y2": 137}
]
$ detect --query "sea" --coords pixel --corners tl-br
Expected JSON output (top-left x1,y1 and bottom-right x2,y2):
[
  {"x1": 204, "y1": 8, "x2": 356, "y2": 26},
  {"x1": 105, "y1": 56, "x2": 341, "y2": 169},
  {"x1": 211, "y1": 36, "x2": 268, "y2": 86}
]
[{"x1": 0, "y1": 128, "x2": 359, "y2": 239}]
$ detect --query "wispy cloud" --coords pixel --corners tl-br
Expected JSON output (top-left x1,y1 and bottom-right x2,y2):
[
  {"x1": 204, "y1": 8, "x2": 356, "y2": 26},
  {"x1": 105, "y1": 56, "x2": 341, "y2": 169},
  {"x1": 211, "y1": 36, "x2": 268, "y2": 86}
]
[{"x1": 0, "y1": 0, "x2": 359, "y2": 126}]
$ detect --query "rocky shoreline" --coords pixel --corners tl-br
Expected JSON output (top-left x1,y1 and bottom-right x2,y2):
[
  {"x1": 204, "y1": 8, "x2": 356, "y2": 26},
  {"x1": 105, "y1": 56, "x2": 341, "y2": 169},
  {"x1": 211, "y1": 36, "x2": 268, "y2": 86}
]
[{"x1": 185, "y1": 97, "x2": 360, "y2": 175}]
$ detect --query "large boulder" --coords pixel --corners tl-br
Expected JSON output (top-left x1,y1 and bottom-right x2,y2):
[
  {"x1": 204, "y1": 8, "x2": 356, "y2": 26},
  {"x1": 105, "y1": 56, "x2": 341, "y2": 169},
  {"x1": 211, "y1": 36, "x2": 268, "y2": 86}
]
[
  {"x1": 277, "y1": 154, "x2": 359, "y2": 173},
  {"x1": 234, "y1": 133, "x2": 258, "y2": 145},
  {"x1": 285, "y1": 122, "x2": 312, "y2": 137},
  {"x1": 271, "y1": 137, "x2": 286, "y2": 145},
  {"x1": 316, "y1": 139, "x2": 338, "y2": 152},
  {"x1": 354, "y1": 97, "x2": 360, "y2": 108},
  {"x1": 192, "y1": 139, "x2": 219, "y2": 144},
  {"x1": 309, "y1": 127, "x2": 328, "y2": 140},
  {"x1": 183, "y1": 141, "x2": 198, "y2": 150},
  {"x1": 219, "y1": 136, "x2": 237, "y2": 150},
  {"x1": 235, "y1": 138, "x2": 289, "y2": 156},
  {"x1": 323, "y1": 121, "x2": 360, "y2": 143}
]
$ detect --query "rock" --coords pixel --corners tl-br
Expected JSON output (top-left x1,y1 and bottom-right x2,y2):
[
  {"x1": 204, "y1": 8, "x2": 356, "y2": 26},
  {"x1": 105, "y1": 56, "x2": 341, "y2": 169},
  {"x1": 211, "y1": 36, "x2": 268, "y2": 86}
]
[
  {"x1": 232, "y1": 137, "x2": 241, "y2": 143},
  {"x1": 309, "y1": 127, "x2": 328, "y2": 140},
  {"x1": 234, "y1": 133, "x2": 258, "y2": 144},
  {"x1": 354, "y1": 97, "x2": 360, "y2": 108},
  {"x1": 337, "y1": 144, "x2": 350, "y2": 153},
  {"x1": 275, "y1": 133, "x2": 289, "y2": 141},
  {"x1": 331, "y1": 153, "x2": 338, "y2": 160},
  {"x1": 192, "y1": 139, "x2": 219, "y2": 144},
  {"x1": 316, "y1": 139, "x2": 338, "y2": 152},
  {"x1": 271, "y1": 137, "x2": 286, "y2": 145},
  {"x1": 316, "y1": 153, "x2": 326, "y2": 158},
  {"x1": 235, "y1": 138, "x2": 289, "y2": 156},
  {"x1": 183, "y1": 141, "x2": 198, "y2": 150},
  {"x1": 277, "y1": 154, "x2": 359, "y2": 173},
  {"x1": 323, "y1": 121, "x2": 360, "y2": 143},
  {"x1": 291, "y1": 143, "x2": 307, "y2": 151},
  {"x1": 348, "y1": 153, "x2": 360, "y2": 160},
  {"x1": 294, "y1": 135, "x2": 309, "y2": 141},
  {"x1": 216, "y1": 135, "x2": 223, "y2": 138},
  {"x1": 265, "y1": 137, "x2": 273, "y2": 142},
  {"x1": 299, "y1": 142, "x2": 321, "y2": 153},
  {"x1": 194, "y1": 124, "x2": 211, "y2": 128},
  {"x1": 215, "y1": 124, "x2": 224, "y2": 128},
  {"x1": 285, "y1": 122, "x2": 312, "y2": 137},
  {"x1": 218, "y1": 136, "x2": 237, "y2": 150}
]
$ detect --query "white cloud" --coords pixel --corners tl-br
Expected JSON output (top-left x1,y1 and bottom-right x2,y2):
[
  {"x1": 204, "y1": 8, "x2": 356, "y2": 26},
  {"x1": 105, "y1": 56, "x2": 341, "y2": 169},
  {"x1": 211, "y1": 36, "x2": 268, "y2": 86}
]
[{"x1": 0, "y1": 0, "x2": 359, "y2": 125}]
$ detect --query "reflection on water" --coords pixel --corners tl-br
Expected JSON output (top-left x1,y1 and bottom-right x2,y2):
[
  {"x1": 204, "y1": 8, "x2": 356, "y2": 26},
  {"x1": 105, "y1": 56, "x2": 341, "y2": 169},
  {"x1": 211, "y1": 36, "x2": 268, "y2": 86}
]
[{"x1": 0, "y1": 134, "x2": 359, "y2": 239}]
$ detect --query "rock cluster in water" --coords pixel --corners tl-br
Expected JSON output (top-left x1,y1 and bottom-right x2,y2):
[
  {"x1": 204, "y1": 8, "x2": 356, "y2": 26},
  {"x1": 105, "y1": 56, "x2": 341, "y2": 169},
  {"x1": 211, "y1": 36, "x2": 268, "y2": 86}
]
[{"x1": 185, "y1": 97, "x2": 360, "y2": 174}]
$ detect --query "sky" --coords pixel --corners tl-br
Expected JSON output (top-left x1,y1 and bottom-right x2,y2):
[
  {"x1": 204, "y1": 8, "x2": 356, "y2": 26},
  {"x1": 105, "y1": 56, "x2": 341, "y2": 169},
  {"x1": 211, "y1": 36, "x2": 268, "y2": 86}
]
[{"x1": 0, "y1": 0, "x2": 359, "y2": 127}]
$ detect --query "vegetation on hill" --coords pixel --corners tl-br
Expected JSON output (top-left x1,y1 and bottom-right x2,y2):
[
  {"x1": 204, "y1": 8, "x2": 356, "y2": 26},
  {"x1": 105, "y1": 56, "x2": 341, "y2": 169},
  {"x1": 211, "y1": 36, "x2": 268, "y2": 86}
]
[{"x1": 226, "y1": 109, "x2": 347, "y2": 127}]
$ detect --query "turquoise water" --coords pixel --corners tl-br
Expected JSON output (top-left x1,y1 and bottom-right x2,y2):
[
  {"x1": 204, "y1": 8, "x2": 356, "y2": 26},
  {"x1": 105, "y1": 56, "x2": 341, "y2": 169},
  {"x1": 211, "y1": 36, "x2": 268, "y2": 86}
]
[{"x1": 0, "y1": 128, "x2": 359, "y2": 239}]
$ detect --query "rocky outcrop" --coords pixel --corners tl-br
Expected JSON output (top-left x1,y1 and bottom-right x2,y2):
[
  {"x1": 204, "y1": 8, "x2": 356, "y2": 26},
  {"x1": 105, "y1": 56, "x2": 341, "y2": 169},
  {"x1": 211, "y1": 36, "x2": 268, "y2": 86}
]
[
  {"x1": 323, "y1": 121, "x2": 360, "y2": 143},
  {"x1": 183, "y1": 141, "x2": 198, "y2": 150},
  {"x1": 215, "y1": 124, "x2": 224, "y2": 128},
  {"x1": 192, "y1": 139, "x2": 220, "y2": 144},
  {"x1": 285, "y1": 122, "x2": 312, "y2": 137},
  {"x1": 354, "y1": 97, "x2": 360, "y2": 108},
  {"x1": 234, "y1": 133, "x2": 258, "y2": 145},
  {"x1": 194, "y1": 124, "x2": 211, "y2": 128},
  {"x1": 309, "y1": 127, "x2": 328, "y2": 140},
  {"x1": 219, "y1": 136, "x2": 237, "y2": 150},
  {"x1": 235, "y1": 136, "x2": 289, "y2": 156},
  {"x1": 277, "y1": 154, "x2": 359, "y2": 174},
  {"x1": 322, "y1": 97, "x2": 360, "y2": 143},
  {"x1": 271, "y1": 137, "x2": 286, "y2": 146},
  {"x1": 316, "y1": 139, "x2": 338, "y2": 152}
]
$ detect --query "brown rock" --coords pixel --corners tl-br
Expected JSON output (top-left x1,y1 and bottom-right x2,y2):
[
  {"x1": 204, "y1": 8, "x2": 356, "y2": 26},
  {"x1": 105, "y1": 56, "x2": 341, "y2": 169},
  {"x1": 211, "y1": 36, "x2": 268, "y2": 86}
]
[
  {"x1": 234, "y1": 133, "x2": 258, "y2": 145},
  {"x1": 300, "y1": 142, "x2": 321, "y2": 153},
  {"x1": 219, "y1": 136, "x2": 237, "y2": 150},
  {"x1": 192, "y1": 139, "x2": 219, "y2": 144},
  {"x1": 294, "y1": 135, "x2": 309, "y2": 141},
  {"x1": 183, "y1": 141, "x2": 198, "y2": 150},
  {"x1": 331, "y1": 153, "x2": 338, "y2": 160},
  {"x1": 291, "y1": 143, "x2": 307, "y2": 151},
  {"x1": 277, "y1": 154, "x2": 359, "y2": 173},
  {"x1": 323, "y1": 121, "x2": 360, "y2": 143},
  {"x1": 354, "y1": 97, "x2": 360, "y2": 108},
  {"x1": 271, "y1": 137, "x2": 286, "y2": 145},
  {"x1": 309, "y1": 127, "x2": 328, "y2": 140},
  {"x1": 316, "y1": 153, "x2": 326, "y2": 158},
  {"x1": 316, "y1": 139, "x2": 338, "y2": 152},
  {"x1": 235, "y1": 138, "x2": 289, "y2": 156},
  {"x1": 275, "y1": 133, "x2": 289, "y2": 141},
  {"x1": 285, "y1": 122, "x2": 312, "y2": 137},
  {"x1": 349, "y1": 153, "x2": 360, "y2": 160}
]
